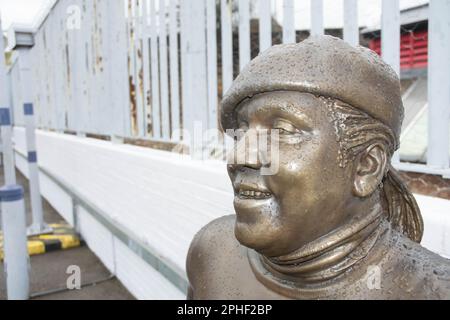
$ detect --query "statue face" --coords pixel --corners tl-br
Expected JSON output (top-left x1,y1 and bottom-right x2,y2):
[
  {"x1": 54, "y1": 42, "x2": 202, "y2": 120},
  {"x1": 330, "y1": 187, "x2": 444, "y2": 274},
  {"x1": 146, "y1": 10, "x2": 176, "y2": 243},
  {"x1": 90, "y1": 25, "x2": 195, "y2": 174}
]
[{"x1": 227, "y1": 91, "x2": 356, "y2": 257}]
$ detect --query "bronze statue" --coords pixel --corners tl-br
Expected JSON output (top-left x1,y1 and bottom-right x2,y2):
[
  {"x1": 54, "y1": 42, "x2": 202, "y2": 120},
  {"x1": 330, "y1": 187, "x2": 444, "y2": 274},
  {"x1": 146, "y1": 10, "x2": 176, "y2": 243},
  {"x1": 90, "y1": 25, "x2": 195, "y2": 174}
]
[{"x1": 186, "y1": 35, "x2": 450, "y2": 299}]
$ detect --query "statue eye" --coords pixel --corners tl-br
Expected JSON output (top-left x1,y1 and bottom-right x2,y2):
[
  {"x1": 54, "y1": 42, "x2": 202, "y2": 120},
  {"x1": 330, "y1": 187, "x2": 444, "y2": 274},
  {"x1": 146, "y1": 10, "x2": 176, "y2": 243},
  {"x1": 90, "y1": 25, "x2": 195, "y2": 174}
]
[{"x1": 273, "y1": 119, "x2": 299, "y2": 135}]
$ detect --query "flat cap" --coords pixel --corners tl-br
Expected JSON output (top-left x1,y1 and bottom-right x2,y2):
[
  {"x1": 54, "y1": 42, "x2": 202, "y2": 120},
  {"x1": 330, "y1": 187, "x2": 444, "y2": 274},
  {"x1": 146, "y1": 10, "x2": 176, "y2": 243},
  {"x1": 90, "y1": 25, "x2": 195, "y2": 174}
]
[{"x1": 220, "y1": 35, "x2": 404, "y2": 144}]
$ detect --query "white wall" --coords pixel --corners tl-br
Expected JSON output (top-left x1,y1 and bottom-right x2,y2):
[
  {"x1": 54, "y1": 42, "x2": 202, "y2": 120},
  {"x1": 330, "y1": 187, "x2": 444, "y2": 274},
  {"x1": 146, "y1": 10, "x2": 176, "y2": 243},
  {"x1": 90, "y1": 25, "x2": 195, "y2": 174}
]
[
  {"x1": 416, "y1": 194, "x2": 450, "y2": 259},
  {"x1": 12, "y1": 127, "x2": 450, "y2": 299},
  {"x1": 14, "y1": 127, "x2": 233, "y2": 299}
]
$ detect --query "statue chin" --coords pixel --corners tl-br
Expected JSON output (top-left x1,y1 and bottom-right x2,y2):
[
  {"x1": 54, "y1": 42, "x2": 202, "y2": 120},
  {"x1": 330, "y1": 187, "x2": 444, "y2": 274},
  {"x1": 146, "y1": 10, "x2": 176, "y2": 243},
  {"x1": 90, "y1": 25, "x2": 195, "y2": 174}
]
[
  {"x1": 233, "y1": 200, "x2": 275, "y2": 250},
  {"x1": 234, "y1": 221, "x2": 260, "y2": 248},
  {"x1": 233, "y1": 220, "x2": 286, "y2": 257}
]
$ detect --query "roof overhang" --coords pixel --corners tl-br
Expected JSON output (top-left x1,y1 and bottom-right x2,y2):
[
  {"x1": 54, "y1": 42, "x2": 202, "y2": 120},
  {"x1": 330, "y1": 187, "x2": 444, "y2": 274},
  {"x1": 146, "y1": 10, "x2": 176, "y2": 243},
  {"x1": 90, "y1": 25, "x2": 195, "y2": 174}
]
[
  {"x1": 6, "y1": 25, "x2": 34, "y2": 50},
  {"x1": 362, "y1": 3, "x2": 429, "y2": 35}
]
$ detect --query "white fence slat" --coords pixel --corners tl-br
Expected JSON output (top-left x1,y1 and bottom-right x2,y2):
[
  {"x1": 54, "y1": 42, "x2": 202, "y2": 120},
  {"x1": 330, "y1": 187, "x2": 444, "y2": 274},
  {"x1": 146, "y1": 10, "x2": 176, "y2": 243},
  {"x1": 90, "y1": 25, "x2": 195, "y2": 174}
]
[
  {"x1": 76, "y1": 0, "x2": 88, "y2": 134},
  {"x1": 180, "y1": 0, "x2": 191, "y2": 136},
  {"x1": 0, "y1": 17, "x2": 8, "y2": 109},
  {"x1": 134, "y1": 0, "x2": 145, "y2": 136},
  {"x1": 381, "y1": 0, "x2": 400, "y2": 76},
  {"x1": 189, "y1": 0, "x2": 207, "y2": 131},
  {"x1": 141, "y1": 0, "x2": 152, "y2": 136},
  {"x1": 10, "y1": 62, "x2": 23, "y2": 126},
  {"x1": 141, "y1": 0, "x2": 151, "y2": 137},
  {"x1": 39, "y1": 28, "x2": 47, "y2": 129},
  {"x1": 169, "y1": 0, "x2": 181, "y2": 140},
  {"x1": 142, "y1": 0, "x2": 151, "y2": 136},
  {"x1": 42, "y1": 24, "x2": 50, "y2": 129},
  {"x1": 180, "y1": 0, "x2": 208, "y2": 158},
  {"x1": 343, "y1": 0, "x2": 359, "y2": 46},
  {"x1": 98, "y1": 0, "x2": 112, "y2": 135},
  {"x1": 54, "y1": 3, "x2": 65, "y2": 132},
  {"x1": 221, "y1": 0, "x2": 233, "y2": 94},
  {"x1": 150, "y1": 0, "x2": 161, "y2": 138},
  {"x1": 60, "y1": 0, "x2": 70, "y2": 132},
  {"x1": 206, "y1": 0, "x2": 218, "y2": 130},
  {"x1": 159, "y1": 0, "x2": 170, "y2": 139},
  {"x1": 283, "y1": 0, "x2": 295, "y2": 44},
  {"x1": 108, "y1": 0, "x2": 130, "y2": 137},
  {"x1": 381, "y1": 0, "x2": 401, "y2": 164},
  {"x1": 38, "y1": 28, "x2": 47, "y2": 129},
  {"x1": 79, "y1": 0, "x2": 88, "y2": 133},
  {"x1": 49, "y1": 10, "x2": 59, "y2": 130},
  {"x1": 259, "y1": 0, "x2": 272, "y2": 52},
  {"x1": 32, "y1": 30, "x2": 43, "y2": 128},
  {"x1": 127, "y1": 0, "x2": 138, "y2": 136},
  {"x1": 86, "y1": 0, "x2": 96, "y2": 132},
  {"x1": 94, "y1": 0, "x2": 106, "y2": 134},
  {"x1": 310, "y1": 0, "x2": 324, "y2": 36},
  {"x1": 42, "y1": 13, "x2": 52, "y2": 128},
  {"x1": 238, "y1": 0, "x2": 250, "y2": 71},
  {"x1": 66, "y1": 0, "x2": 77, "y2": 132},
  {"x1": 427, "y1": 0, "x2": 450, "y2": 168},
  {"x1": 39, "y1": 26, "x2": 47, "y2": 129}
]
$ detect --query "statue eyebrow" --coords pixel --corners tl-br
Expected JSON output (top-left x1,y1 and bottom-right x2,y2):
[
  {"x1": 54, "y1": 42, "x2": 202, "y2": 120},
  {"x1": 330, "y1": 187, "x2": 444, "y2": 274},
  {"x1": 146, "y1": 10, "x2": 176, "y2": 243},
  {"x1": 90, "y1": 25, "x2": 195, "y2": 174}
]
[
  {"x1": 280, "y1": 103, "x2": 313, "y2": 124},
  {"x1": 256, "y1": 103, "x2": 313, "y2": 130},
  {"x1": 235, "y1": 99, "x2": 314, "y2": 130}
]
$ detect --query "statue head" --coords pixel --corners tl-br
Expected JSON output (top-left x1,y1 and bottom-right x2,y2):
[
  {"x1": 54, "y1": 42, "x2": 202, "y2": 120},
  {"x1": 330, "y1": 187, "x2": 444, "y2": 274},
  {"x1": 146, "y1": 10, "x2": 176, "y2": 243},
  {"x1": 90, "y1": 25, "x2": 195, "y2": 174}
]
[{"x1": 220, "y1": 35, "x2": 423, "y2": 258}]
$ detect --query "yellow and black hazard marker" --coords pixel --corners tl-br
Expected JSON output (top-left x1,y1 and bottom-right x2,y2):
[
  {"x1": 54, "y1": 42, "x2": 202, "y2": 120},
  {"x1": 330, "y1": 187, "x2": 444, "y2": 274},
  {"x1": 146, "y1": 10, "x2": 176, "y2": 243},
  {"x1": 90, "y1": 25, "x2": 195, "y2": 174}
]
[{"x1": 0, "y1": 223, "x2": 82, "y2": 260}]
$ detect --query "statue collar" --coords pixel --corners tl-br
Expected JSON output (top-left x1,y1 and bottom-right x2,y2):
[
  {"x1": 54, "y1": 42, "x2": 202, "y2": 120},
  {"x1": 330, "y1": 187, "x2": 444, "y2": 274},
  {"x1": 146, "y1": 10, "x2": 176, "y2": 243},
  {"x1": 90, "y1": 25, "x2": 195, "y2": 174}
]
[{"x1": 247, "y1": 206, "x2": 389, "y2": 298}]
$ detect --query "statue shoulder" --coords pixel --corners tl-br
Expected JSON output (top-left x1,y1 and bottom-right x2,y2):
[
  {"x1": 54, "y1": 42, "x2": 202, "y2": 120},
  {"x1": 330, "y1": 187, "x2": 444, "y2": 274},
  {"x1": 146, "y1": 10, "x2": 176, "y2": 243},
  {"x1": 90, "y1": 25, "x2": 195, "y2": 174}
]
[
  {"x1": 188, "y1": 215, "x2": 236, "y2": 255},
  {"x1": 389, "y1": 233, "x2": 450, "y2": 298},
  {"x1": 186, "y1": 215, "x2": 239, "y2": 293}
]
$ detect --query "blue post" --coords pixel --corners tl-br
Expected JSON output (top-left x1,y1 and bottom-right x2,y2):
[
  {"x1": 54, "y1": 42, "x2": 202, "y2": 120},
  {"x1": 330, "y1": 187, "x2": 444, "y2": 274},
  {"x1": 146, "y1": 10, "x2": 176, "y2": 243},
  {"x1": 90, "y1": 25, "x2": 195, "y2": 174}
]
[
  {"x1": 0, "y1": 15, "x2": 17, "y2": 233},
  {"x1": 0, "y1": 185, "x2": 30, "y2": 300},
  {"x1": 17, "y1": 48, "x2": 51, "y2": 236},
  {"x1": 0, "y1": 16, "x2": 16, "y2": 185}
]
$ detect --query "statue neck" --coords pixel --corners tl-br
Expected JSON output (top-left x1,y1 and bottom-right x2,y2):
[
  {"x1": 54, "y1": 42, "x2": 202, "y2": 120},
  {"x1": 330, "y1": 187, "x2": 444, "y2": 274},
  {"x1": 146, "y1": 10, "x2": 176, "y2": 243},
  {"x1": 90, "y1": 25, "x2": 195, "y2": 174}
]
[{"x1": 248, "y1": 204, "x2": 389, "y2": 297}]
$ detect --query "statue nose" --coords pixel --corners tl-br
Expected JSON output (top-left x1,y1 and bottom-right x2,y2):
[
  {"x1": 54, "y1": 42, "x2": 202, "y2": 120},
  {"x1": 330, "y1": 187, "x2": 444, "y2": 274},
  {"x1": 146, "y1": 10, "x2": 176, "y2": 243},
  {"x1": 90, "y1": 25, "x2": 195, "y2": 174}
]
[{"x1": 229, "y1": 130, "x2": 266, "y2": 171}]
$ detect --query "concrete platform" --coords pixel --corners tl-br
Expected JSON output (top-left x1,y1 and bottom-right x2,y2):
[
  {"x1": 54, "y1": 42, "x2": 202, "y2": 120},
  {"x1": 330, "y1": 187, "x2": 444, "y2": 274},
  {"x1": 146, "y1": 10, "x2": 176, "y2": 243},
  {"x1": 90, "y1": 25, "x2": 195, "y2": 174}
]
[{"x1": 0, "y1": 168, "x2": 135, "y2": 300}]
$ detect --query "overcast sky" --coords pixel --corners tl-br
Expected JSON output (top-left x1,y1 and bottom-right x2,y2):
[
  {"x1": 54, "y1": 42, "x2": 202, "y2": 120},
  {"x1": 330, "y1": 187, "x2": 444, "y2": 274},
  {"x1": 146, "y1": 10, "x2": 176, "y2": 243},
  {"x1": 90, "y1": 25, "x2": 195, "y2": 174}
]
[{"x1": 0, "y1": 0, "x2": 52, "y2": 31}]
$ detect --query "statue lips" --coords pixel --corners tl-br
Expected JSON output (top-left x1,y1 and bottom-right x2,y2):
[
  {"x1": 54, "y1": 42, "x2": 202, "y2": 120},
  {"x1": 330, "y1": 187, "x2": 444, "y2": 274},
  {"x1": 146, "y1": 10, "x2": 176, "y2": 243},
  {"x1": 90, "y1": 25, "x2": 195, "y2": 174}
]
[
  {"x1": 234, "y1": 182, "x2": 272, "y2": 199},
  {"x1": 233, "y1": 181, "x2": 274, "y2": 221}
]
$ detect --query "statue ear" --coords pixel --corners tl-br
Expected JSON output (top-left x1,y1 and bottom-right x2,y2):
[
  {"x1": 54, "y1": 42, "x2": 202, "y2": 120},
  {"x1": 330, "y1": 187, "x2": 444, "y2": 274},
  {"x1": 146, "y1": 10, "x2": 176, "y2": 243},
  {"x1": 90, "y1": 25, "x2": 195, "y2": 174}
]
[{"x1": 353, "y1": 143, "x2": 388, "y2": 197}]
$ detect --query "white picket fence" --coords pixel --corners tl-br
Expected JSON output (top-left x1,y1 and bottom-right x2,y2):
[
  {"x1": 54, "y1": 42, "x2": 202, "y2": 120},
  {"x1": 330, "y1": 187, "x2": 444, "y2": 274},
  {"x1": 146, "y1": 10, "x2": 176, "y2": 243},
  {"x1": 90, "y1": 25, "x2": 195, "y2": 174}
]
[{"x1": 5, "y1": 0, "x2": 450, "y2": 174}]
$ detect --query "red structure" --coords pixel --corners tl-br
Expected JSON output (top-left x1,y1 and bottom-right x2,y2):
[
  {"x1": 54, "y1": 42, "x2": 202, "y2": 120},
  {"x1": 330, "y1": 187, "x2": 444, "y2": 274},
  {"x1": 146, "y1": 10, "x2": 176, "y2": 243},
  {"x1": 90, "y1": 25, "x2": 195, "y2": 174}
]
[{"x1": 369, "y1": 30, "x2": 428, "y2": 71}]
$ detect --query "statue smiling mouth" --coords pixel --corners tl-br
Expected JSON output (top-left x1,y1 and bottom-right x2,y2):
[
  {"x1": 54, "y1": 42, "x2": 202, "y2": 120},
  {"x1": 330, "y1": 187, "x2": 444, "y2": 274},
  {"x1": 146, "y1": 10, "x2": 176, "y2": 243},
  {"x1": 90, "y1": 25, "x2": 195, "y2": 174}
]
[
  {"x1": 235, "y1": 182, "x2": 272, "y2": 200},
  {"x1": 236, "y1": 188, "x2": 272, "y2": 200},
  {"x1": 232, "y1": 177, "x2": 276, "y2": 227}
]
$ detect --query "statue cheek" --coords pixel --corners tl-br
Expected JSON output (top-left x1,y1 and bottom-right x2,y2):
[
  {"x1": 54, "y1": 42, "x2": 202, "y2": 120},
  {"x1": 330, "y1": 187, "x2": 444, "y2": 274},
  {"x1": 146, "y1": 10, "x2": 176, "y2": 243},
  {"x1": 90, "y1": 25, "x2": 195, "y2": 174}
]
[
  {"x1": 279, "y1": 153, "x2": 313, "y2": 176},
  {"x1": 285, "y1": 161, "x2": 302, "y2": 173},
  {"x1": 265, "y1": 161, "x2": 305, "y2": 195}
]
